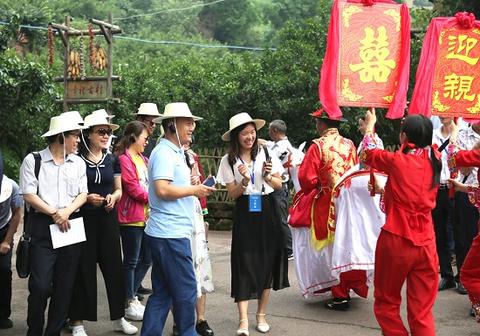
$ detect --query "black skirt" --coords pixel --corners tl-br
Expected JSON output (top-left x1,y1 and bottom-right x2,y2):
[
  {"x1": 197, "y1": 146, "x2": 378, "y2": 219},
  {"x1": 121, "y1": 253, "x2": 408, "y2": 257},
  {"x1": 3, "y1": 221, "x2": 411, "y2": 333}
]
[{"x1": 231, "y1": 194, "x2": 290, "y2": 302}]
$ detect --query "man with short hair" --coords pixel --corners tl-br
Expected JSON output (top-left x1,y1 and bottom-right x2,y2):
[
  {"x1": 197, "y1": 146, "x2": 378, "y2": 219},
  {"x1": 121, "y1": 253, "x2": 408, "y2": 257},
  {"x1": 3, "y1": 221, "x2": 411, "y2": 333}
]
[
  {"x1": 267, "y1": 119, "x2": 294, "y2": 259},
  {"x1": 0, "y1": 175, "x2": 23, "y2": 329},
  {"x1": 20, "y1": 114, "x2": 87, "y2": 336},
  {"x1": 141, "y1": 102, "x2": 215, "y2": 336}
]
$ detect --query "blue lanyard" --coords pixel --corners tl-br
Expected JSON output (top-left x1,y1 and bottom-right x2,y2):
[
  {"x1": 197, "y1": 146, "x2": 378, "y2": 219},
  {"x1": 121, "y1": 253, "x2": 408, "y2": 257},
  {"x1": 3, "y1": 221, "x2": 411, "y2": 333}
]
[{"x1": 238, "y1": 157, "x2": 255, "y2": 185}]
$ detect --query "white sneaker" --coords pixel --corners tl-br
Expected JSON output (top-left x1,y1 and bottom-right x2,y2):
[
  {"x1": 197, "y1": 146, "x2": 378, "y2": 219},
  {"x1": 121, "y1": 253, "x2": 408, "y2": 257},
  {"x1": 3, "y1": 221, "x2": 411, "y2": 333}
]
[
  {"x1": 131, "y1": 296, "x2": 145, "y2": 313},
  {"x1": 113, "y1": 318, "x2": 138, "y2": 335},
  {"x1": 125, "y1": 302, "x2": 143, "y2": 321},
  {"x1": 72, "y1": 325, "x2": 88, "y2": 336}
]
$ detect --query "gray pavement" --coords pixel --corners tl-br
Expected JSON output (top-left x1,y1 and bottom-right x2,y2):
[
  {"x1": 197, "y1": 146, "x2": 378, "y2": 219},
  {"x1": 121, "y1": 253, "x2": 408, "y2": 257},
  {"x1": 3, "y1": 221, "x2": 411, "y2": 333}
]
[{"x1": 6, "y1": 231, "x2": 480, "y2": 335}]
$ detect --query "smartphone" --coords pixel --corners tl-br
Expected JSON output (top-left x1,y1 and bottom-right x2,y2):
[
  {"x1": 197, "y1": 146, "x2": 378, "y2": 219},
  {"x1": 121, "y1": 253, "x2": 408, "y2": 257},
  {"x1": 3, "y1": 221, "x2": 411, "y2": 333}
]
[{"x1": 203, "y1": 176, "x2": 217, "y2": 187}]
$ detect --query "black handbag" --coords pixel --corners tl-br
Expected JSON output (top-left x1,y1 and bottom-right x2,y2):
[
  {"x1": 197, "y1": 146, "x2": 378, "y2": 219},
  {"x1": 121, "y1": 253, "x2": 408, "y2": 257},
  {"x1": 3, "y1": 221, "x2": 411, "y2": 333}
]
[
  {"x1": 16, "y1": 223, "x2": 31, "y2": 278},
  {"x1": 15, "y1": 152, "x2": 40, "y2": 279}
]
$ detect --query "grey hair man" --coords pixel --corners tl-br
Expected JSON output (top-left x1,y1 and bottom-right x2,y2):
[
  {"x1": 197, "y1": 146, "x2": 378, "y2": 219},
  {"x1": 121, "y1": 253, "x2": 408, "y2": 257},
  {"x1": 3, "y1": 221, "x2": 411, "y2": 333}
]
[{"x1": 267, "y1": 119, "x2": 293, "y2": 259}]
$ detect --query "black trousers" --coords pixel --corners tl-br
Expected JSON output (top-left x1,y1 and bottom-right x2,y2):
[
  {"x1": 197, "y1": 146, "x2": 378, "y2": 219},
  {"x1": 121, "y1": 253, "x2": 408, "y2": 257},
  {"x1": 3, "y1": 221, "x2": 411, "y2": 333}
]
[
  {"x1": 432, "y1": 188, "x2": 454, "y2": 280},
  {"x1": 454, "y1": 191, "x2": 479, "y2": 280},
  {"x1": 270, "y1": 184, "x2": 293, "y2": 255},
  {"x1": 69, "y1": 209, "x2": 125, "y2": 321},
  {"x1": 0, "y1": 225, "x2": 12, "y2": 319},
  {"x1": 27, "y1": 213, "x2": 82, "y2": 336}
]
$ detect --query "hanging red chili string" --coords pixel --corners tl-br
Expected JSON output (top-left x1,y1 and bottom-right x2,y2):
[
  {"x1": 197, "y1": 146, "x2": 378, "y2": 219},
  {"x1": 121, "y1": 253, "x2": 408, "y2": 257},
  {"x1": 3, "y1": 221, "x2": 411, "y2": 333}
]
[{"x1": 47, "y1": 24, "x2": 54, "y2": 66}]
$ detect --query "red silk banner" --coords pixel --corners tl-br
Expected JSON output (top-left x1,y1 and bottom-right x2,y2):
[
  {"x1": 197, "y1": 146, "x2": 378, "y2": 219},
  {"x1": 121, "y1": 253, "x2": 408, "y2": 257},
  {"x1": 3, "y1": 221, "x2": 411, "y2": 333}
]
[
  {"x1": 410, "y1": 13, "x2": 480, "y2": 117},
  {"x1": 319, "y1": 0, "x2": 411, "y2": 120}
]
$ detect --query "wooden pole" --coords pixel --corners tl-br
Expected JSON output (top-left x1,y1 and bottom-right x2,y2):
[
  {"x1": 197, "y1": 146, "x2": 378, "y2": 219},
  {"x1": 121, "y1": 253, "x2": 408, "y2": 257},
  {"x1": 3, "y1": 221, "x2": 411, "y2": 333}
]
[
  {"x1": 62, "y1": 16, "x2": 70, "y2": 112},
  {"x1": 107, "y1": 13, "x2": 113, "y2": 101}
]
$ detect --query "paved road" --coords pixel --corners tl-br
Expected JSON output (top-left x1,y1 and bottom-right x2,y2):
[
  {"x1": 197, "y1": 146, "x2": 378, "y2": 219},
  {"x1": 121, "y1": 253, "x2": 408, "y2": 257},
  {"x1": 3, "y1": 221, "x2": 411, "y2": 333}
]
[{"x1": 6, "y1": 231, "x2": 479, "y2": 335}]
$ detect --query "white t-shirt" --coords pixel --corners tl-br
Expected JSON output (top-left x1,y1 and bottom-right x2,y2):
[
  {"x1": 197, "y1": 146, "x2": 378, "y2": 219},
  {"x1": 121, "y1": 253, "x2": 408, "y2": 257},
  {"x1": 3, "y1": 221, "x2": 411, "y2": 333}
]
[{"x1": 216, "y1": 148, "x2": 283, "y2": 195}]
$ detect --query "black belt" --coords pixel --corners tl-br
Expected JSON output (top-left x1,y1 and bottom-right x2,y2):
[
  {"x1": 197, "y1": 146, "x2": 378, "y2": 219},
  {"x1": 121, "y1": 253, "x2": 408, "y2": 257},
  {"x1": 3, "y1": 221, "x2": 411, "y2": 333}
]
[{"x1": 439, "y1": 184, "x2": 449, "y2": 190}]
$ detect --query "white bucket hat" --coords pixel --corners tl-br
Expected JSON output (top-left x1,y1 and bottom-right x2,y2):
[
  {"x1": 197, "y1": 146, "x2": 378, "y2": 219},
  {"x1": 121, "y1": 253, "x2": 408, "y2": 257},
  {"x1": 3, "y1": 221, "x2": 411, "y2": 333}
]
[
  {"x1": 60, "y1": 111, "x2": 84, "y2": 125},
  {"x1": 42, "y1": 114, "x2": 85, "y2": 137},
  {"x1": 0, "y1": 176, "x2": 12, "y2": 203},
  {"x1": 84, "y1": 113, "x2": 119, "y2": 131},
  {"x1": 92, "y1": 109, "x2": 115, "y2": 119},
  {"x1": 153, "y1": 102, "x2": 203, "y2": 123},
  {"x1": 222, "y1": 112, "x2": 265, "y2": 141},
  {"x1": 136, "y1": 103, "x2": 161, "y2": 116}
]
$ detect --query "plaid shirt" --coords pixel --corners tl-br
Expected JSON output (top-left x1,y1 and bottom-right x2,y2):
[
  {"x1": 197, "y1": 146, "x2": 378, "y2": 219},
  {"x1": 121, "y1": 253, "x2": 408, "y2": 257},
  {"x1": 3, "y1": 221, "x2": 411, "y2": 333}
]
[{"x1": 456, "y1": 126, "x2": 480, "y2": 186}]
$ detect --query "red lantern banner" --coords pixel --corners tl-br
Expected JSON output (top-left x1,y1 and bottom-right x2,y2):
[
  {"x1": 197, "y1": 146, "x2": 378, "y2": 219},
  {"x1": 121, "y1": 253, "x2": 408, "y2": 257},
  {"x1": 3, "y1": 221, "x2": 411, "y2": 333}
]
[
  {"x1": 410, "y1": 13, "x2": 480, "y2": 118},
  {"x1": 319, "y1": 0, "x2": 411, "y2": 120}
]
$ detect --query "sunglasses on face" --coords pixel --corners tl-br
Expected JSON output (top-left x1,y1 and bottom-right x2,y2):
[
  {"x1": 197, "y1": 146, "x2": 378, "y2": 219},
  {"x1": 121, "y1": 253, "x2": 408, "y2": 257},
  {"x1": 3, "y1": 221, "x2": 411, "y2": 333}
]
[{"x1": 96, "y1": 128, "x2": 113, "y2": 136}]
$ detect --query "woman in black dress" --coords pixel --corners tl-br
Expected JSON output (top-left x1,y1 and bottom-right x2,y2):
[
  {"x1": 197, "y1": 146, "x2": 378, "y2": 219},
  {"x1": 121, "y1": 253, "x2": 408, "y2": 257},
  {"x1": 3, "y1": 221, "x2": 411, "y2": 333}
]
[
  {"x1": 216, "y1": 113, "x2": 289, "y2": 336},
  {"x1": 69, "y1": 112, "x2": 137, "y2": 335}
]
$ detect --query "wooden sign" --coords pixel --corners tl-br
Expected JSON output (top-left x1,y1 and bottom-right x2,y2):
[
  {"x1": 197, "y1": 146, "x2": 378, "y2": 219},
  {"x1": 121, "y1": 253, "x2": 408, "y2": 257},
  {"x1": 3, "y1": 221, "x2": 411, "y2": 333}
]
[
  {"x1": 66, "y1": 80, "x2": 107, "y2": 99},
  {"x1": 337, "y1": 2, "x2": 403, "y2": 107},
  {"x1": 431, "y1": 28, "x2": 480, "y2": 117}
]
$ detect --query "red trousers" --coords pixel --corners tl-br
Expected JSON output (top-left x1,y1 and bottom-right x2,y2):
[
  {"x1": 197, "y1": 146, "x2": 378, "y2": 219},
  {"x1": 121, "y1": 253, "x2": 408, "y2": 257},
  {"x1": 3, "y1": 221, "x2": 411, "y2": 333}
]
[
  {"x1": 331, "y1": 270, "x2": 368, "y2": 298},
  {"x1": 374, "y1": 230, "x2": 438, "y2": 336},
  {"x1": 461, "y1": 234, "x2": 480, "y2": 305}
]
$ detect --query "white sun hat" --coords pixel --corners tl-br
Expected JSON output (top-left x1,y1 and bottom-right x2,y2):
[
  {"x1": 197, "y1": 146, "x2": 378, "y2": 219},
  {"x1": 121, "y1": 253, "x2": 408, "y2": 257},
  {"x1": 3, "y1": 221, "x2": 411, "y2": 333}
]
[
  {"x1": 41, "y1": 114, "x2": 85, "y2": 137},
  {"x1": 83, "y1": 113, "x2": 119, "y2": 131},
  {"x1": 0, "y1": 176, "x2": 13, "y2": 203},
  {"x1": 91, "y1": 108, "x2": 115, "y2": 119},
  {"x1": 60, "y1": 111, "x2": 84, "y2": 125},
  {"x1": 222, "y1": 112, "x2": 265, "y2": 141},
  {"x1": 136, "y1": 103, "x2": 161, "y2": 116},
  {"x1": 153, "y1": 102, "x2": 202, "y2": 123}
]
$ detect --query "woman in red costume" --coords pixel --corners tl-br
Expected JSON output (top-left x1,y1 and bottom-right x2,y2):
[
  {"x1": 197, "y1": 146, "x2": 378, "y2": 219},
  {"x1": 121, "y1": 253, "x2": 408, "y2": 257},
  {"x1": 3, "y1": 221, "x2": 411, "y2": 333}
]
[{"x1": 361, "y1": 109, "x2": 442, "y2": 336}]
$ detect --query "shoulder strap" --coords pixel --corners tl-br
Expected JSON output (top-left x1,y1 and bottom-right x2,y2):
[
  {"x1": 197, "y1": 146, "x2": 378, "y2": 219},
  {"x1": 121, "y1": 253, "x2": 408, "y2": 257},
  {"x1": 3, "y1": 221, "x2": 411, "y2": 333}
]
[
  {"x1": 33, "y1": 152, "x2": 41, "y2": 180},
  {"x1": 23, "y1": 152, "x2": 41, "y2": 237}
]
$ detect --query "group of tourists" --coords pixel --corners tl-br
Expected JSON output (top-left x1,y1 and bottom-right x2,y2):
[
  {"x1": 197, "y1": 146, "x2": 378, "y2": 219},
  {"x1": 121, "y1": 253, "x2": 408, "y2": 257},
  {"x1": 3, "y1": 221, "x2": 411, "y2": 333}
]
[{"x1": 1, "y1": 99, "x2": 480, "y2": 336}]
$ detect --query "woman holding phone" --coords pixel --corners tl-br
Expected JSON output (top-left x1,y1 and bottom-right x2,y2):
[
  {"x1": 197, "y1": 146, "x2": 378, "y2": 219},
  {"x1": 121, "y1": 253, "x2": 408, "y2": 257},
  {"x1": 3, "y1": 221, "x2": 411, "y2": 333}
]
[{"x1": 217, "y1": 113, "x2": 289, "y2": 336}]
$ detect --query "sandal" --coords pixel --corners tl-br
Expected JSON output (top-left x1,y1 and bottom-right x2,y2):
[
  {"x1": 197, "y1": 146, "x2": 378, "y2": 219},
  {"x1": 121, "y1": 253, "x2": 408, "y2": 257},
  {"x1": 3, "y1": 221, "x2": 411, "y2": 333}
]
[
  {"x1": 236, "y1": 319, "x2": 249, "y2": 336},
  {"x1": 255, "y1": 313, "x2": 270, "y2": 333}
]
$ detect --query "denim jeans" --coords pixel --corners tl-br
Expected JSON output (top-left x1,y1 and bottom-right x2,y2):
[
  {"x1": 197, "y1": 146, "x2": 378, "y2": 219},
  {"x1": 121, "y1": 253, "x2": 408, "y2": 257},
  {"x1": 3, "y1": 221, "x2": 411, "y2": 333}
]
[
  {"x1": 141, "y1": 236, "x2": 197, "y2": 336},
  {"x1": 119, "y1": 226, "x2": 152, "y2": 300}
]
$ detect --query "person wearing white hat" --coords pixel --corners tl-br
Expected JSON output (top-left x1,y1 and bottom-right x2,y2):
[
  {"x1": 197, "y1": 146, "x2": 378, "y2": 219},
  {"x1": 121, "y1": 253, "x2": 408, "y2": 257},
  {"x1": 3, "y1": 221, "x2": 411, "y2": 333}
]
[
  {"x1": 19, "y1": 113, "x2": 88, "y2": 336},
  {"x1": 68, "y1": 114, "x2": 137, "y2": 336},
  {"x1": 60, "y1": 110, "x2": 85, "y2": 126},
  {"x1": 0, "y1": 175, "x2": 23, "y2": 329},
  {"x1": 134, "y1": 103, "x2": 162, "y2": 158},
  {"x1": 141, "y1": 102, "x2": 215, "y2": 336},
  {"x1": 216, "y1": 112, "x2": 289, "y2": 336}
]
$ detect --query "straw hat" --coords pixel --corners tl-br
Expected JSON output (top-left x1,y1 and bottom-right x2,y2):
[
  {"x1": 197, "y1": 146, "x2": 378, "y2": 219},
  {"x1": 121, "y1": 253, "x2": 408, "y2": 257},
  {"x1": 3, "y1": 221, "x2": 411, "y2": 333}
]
[
  {"x1": 91, "y1": 109, "x2": 115, "y2": 119},
  {"x1": 83, "y1": 113, "x2": 119, "y2": 131},
  {"x1": 0, "y1": 176, "x2": 12, "y2": 203},
  {"x1": 42, "y1": 114, "x2": 85, "y2": 137},
  {"x1": 153, "y1": 102, "x2": 202, "y2": 123},
  {"x1": 60, "y1": 111, "x2": 84, "y2": 125},
  {"x1": 136, "y1": 103, "x2": 161, "y2": 116},
  {"x1": 222, "y1": 112, "x2": 265, "y2": 142}
]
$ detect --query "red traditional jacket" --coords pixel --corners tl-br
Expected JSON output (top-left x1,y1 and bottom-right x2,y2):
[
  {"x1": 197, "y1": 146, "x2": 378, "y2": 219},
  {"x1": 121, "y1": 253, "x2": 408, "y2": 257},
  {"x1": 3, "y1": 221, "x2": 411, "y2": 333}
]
[
  {"x1": 449, "y1": 149, "x2": 480, "y2": 210},
  {"x1": 298, "y1": 128, "x2": 358, "y2": 242},
  {"x1": 361, "y1": 136, "x2": 437, "y2": 246}
]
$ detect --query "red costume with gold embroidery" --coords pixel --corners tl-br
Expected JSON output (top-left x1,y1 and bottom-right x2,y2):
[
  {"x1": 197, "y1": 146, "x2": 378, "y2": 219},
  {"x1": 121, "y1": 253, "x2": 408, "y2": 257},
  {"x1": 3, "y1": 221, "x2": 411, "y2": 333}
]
[
  {"x1": 299, "y1": 128, "x2": 358, "y2": 242},
  {"x1": 298, "y1": 128, "x2": 367, "y2": 300}
]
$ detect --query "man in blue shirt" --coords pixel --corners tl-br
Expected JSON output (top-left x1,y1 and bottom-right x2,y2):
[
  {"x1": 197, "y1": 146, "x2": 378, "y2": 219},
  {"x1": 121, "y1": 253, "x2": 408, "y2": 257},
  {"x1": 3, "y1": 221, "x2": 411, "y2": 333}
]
[{"x1": 142, "y1": 103, "x2": 215, "y2": 336}]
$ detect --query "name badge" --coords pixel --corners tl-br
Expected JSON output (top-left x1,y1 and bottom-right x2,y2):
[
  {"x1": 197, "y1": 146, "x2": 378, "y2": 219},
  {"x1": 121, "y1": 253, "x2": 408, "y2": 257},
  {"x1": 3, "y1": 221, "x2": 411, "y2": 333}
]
[{"x1": 249, "y1": 194, "x2": 262, "y2": 212}]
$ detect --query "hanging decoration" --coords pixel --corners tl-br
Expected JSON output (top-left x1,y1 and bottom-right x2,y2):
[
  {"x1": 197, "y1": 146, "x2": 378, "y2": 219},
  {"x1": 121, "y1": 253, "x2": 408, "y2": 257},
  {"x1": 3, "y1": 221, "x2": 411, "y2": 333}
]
[
  {"x1": 410, "y1": 12, "x2": 480, "y2": 118},
  {"x1": 318, "y1": 0, "x2": 411, "y2": 120},
  {"x1": 48, "y1": 24, "x2": 54, "y2": 66}
]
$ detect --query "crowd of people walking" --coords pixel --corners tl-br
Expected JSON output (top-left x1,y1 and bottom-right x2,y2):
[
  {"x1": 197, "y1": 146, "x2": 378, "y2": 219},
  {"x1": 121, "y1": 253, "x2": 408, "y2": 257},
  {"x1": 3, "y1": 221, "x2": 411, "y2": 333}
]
[{"x1": 1, "y1": 102, "x2": 480, "y2": 336}]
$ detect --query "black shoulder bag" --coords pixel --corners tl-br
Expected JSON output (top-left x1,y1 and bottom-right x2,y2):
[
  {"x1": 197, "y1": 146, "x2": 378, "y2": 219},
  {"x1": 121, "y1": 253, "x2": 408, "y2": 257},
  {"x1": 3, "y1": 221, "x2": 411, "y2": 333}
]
[{"x1": 16, "y1": 152, "x2": 41, "y2": 279}]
